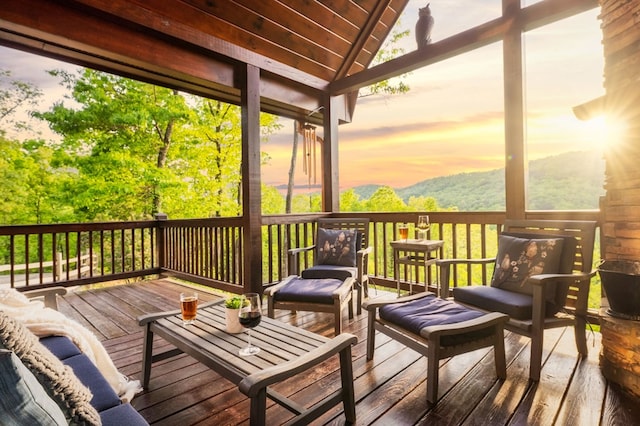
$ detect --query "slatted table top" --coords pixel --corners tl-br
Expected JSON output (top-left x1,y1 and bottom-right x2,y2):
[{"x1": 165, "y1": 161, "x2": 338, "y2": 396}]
[{"x1": 149, "y1": 301, "x2": 332, "y2": 383}]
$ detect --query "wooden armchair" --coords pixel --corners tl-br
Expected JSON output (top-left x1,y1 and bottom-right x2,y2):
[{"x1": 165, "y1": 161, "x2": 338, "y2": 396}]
[
  {"x1": 288, "y1": 218, "x2": 372, "y2": 314},
  {"x1": 438, "y1": 219, "x2": 597, "y2": 381}
]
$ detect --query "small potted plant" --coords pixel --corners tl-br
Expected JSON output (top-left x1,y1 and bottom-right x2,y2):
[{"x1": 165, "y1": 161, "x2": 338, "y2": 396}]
[{"x1": 224, "y1": 295, "x2": 245, "y2": 333}]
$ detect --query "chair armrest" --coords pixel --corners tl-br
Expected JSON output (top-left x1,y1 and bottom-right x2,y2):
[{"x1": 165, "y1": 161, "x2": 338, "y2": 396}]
[
  {"x1": 22, "y1": 286, "x2": 68, "y2": 310},
  {"x1": 238, "y1": 333, "x2": 357, "y2": 397},
  {"x1": 362, "y1": 291, "x2": 436, "y2": 311},
  {"x1": 437, "y1": 257, "x2": 496, "y2": 298},
  {"x1": 287, "y1": 245, "x2": 315, "y2": 275},
  {"x1": 526, "y1": 270, "x2": 596, "y2": 287},
  {"x1": 527, "y1": 269, "x2": 596, "y2": 317},
  {"x1": 420, "y1": 311, "x2": 508, "y2": 339}
]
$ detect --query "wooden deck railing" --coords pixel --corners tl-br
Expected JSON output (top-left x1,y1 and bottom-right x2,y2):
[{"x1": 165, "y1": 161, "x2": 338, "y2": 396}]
[
  {"x1": 0, "y1": 211, "x2": 601, "y2": 308},
  {"x1": 0, "y1": 220, "x2": 159, "y2": 290}
]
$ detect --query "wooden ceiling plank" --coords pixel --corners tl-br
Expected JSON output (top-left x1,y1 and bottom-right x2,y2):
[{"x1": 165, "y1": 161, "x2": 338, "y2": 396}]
[
  {"x1": 69, "y1": 0, "x2": 335, "y2": 85},
  {"x1": 180, "y1": 0, "x2": 344, "y2": 72},
  {"x1": 331, "y1": 0, "x2": 598, "y2": 94},
  {"x1": 235, "y1": 0, "x2": 353, "y2": 56},
  {"x1": 276, "y1": 0, "x2": 361, "y2": 41}
]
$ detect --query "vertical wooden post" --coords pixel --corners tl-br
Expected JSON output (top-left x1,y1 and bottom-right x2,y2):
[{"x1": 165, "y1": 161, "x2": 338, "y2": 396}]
[
  {"x1": 503, "y1": 0, "x2": 526, "y2": 219},
  {"x1": 154, "y1": 213, "x2": 168, "y2": 275},
  {"x1": 240, "y1": 64, "x2": 263, "y2": 294},
  {"x1": 322, "y1": 95, "x2": 340, "y2": 212}
]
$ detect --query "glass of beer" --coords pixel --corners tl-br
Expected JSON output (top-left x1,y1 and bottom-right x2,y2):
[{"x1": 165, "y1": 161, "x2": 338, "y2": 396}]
[
  {"x1": 180, "y1": 292, "x2": 198, "y2": 325},
  {"x1": 398, "y1": 223, "x2": 409, "y2": 242}
]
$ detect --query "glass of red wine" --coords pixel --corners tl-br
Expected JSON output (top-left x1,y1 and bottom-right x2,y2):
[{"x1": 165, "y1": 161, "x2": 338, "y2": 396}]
[{"x1": 238, "y1": 293, "x2": 262, "y2": 356}]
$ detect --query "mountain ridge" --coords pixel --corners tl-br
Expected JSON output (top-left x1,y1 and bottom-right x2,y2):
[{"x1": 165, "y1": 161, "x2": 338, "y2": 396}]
[{"x1": 352, "y1": 150, "x2": 605, "y2": 211}]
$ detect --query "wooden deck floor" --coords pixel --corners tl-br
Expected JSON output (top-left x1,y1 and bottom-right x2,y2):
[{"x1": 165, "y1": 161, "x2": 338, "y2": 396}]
[{"x1": 56, "y1": 279, "x2": 640, "y2": 426}]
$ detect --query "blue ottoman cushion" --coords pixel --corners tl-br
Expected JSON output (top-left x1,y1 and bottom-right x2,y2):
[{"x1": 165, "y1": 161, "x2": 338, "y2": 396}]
[
  {"x1": 274, "y1": 277, "x2": 345, "y2": 304},
  {"x1": 380, "y1": 294, "x2": 495, "y2": 346}
]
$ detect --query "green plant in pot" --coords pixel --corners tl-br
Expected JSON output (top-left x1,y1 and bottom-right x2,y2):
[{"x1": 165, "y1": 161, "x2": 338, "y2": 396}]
[{"x1": 224, "y1": 296, "x2": 245, "y2": 333}]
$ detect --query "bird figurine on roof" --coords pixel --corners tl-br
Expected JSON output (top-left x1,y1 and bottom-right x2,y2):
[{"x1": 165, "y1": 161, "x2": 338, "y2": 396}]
[{"x1": 415, "y1": 3, "x2": 434, "y2": 49}]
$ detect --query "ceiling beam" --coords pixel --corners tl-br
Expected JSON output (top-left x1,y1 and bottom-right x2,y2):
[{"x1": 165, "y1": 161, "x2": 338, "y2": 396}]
[
  {"x1": 330, "y1": 0, "x2": 598, "y2": 95},
  {"x1": 334, "y1": 0, "x2": 392, "y2": 80}
]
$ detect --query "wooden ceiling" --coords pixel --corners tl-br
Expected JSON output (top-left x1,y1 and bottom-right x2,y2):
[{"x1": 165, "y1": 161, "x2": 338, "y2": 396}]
[{"x1": 0, "y1": 0, "x2": 410, "y2": 122}]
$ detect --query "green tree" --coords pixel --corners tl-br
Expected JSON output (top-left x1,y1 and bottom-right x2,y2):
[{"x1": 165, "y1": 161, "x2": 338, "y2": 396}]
[
  {"x1": 340, "y1": 189, "x2": 364, "y2": 212},
  {"x1": 365, "y1": 186, "x2": 407, "y2": 211},
  {"x1": 37, "y1": 69, "x2": 280, "y2": 221},
  {"x1": 0, "y1": 70, "x2": 43, "y2": 136}
]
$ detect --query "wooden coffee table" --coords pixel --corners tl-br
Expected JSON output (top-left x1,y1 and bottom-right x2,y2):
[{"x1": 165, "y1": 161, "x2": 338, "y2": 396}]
[{"x1": 138, "y1": 300, "x2": 357, "y2": 426}]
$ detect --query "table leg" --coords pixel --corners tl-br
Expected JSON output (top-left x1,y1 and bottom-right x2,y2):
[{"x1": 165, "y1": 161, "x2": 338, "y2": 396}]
[
  {"x1": 249, "y1": 388, "x2": 267, "y2": 426},
  {"x1": 340, "y1": 345, "x2": 356, "y2": 423},
  {"x1": 141, "y1": 323, "x2": 154, "y2": 389},
  {"x1": 394, "y1": 248, "x2": 400, "y2": 296}
]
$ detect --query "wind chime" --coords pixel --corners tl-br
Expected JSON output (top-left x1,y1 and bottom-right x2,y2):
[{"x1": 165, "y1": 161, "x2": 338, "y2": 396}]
[{"x1": 297, "y1": 121, "x2": 322, "y2": 186}]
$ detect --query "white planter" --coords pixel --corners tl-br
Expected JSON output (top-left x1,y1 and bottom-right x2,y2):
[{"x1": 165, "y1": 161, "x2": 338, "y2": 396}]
[{"x1": 225, "y1": 308, "x2": 244, "y2": 334}]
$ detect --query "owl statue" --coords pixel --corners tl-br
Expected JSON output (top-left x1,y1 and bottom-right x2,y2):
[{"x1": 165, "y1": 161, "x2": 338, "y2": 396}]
[{"x1": 415, "y1": 3, "x2": 434, "y2": 49}]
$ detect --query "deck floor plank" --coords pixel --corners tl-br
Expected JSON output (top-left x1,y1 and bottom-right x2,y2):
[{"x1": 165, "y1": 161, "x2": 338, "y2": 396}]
[{"x1": 54, "y1": 278, "x2": 640, "y2": 426}]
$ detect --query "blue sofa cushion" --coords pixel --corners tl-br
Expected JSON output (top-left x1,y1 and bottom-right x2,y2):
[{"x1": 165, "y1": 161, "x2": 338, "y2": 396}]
[
  {"x1": 274, "y1": 277, "x2": 345, "y2": 304},
  {"x1": 63, "y1": 353, "x2": 122, "y2": 412},
  {"x1": 379, "y1": 294, "x2": 494, "y2": 346},
  {"x1": 100, "y1": 403, "x2": 149, "y2": 426},
  {"x1": 0, "y1": 349, "x2": 67, "y2": 425},
  {"x1": 39, "y1": 335, "x2": 82, "y2": 360}
]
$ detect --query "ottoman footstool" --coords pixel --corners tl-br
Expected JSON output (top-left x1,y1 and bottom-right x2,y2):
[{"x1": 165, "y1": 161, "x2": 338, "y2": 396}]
[
  {"x1": 264, "y1": 275, "x2": 355, "y2": 336},
  {"x1": 363, "y1": 292, "x2": 509, "y2": 405}
]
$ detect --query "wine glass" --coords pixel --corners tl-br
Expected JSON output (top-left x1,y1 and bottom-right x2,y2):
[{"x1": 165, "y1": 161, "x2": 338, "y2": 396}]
[
  {"x1": 238, "y1": 293, "x2": 262, "y2": 356},
  {"x1": 416, "y1": 215, "x2": 430, "y2": 240}
]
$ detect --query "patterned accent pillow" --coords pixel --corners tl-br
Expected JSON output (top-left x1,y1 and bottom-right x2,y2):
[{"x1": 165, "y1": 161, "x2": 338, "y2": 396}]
[
  {"x1": 0, "y1": 312, "x2": 102, "y2": 425},
  {"x1": 490, "y1": 234, "x2": 564, "y2": 296},
  {"x1": 0, "y1": 349, "x2": 68, "y2": 425},
  {"x1": 316, "y1": 228, "x2": 357, "y2": 267}
]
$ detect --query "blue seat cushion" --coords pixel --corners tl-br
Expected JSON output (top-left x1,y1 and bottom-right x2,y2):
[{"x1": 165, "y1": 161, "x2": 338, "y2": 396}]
[
  {"x1": 100, "y1": 403, "x2": 149, "y2": 426},
  {"x1": 379, "y1": 294, "x2": 495, "y2": 346},
  {"x1": 39, "y1": 336, "x2": 82, "y2": 361},
  {"x1": 62, "y1": 353, "x2": 121, "y2": 412},
  {"x1": 301, "y1": 265, "x2": 357, "y2": 282},
  {"x1": 274, "y1": 277, "x2": 346, "y2": 304},
  {"x1": 453, "y1": 286, "x2": 537, "y2": 320}
]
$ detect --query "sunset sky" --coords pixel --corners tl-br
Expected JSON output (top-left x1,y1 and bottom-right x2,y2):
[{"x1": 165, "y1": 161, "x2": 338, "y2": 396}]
[
  {"x1": 1, "y1": 2, "x2": 605, "y2": 193},
  {"x1": 262, "y1": 2, "x2": 606, "y2": 191}
]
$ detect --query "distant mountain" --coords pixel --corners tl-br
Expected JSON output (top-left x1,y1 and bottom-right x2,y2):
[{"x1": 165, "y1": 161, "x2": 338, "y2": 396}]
[{"x1": 352, "y1": 150, "x2": 605, "y2": 211}]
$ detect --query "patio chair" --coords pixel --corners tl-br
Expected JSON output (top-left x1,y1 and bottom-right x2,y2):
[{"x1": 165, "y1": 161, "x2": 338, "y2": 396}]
[
  {"x1": 438, "y1": 219, "x2": 597, "y2": 381},
  {"x1": 288, "y1": 218, "x2": 372, "y2": 315}
]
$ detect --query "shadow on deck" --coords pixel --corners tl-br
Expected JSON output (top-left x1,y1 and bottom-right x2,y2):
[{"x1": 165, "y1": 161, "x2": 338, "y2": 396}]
[{"x1": 56, "y1": 279, "x2": 640, "y2": 425}]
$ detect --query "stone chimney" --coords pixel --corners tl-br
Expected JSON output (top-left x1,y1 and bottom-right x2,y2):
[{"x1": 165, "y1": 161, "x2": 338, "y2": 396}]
[
  {"x1": 600, "y1": 0, "x2": 640, "y2": 261},
  {"x1": 599, "y1": 0, "x2": 640, "y2": 398}
]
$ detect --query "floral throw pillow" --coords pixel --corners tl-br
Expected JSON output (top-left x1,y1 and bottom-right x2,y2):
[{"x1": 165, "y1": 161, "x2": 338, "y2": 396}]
[
  {"x1": 316, "y1": 228, "x2": 357, "y2": 267},
  {"x1": 490, "y1": 234, "x2": 564, "y2": 295}
]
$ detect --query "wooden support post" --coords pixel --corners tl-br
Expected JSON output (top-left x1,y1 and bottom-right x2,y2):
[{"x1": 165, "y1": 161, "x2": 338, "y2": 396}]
[
  {"x1": 322, "y1": 94, "x2": 340, "y2": 212},
  {"x1": 240, "y1": 64, "x2": 263, "y2": 294},
  {"x1": 503, "y1": 0, "x2": 526, "y2": 219}
]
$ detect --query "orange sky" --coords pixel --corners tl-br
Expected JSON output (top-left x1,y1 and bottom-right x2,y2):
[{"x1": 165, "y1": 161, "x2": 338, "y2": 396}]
[{"x1": 261, "y1": 5, "x2": 606, "y2": 192}]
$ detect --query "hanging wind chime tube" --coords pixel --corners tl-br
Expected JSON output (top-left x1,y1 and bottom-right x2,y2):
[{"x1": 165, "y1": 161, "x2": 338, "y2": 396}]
[{"x1": 301, "y1": 123, "x2": 317, "y2": 185}]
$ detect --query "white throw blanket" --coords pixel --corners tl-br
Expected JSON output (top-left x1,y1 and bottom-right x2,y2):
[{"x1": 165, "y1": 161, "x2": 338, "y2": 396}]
[{"x1": 0, "y1": 289, "x2": 142, "y2": 403}]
